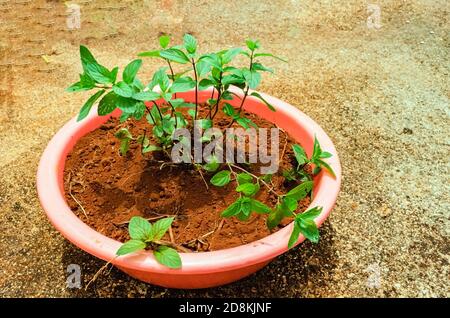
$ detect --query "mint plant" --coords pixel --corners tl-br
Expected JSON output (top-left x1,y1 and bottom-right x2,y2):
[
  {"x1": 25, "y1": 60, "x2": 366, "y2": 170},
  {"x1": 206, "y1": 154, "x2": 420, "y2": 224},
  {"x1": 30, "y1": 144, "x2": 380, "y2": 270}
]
[
  {"x1": 117, "y1": 216, "x2": 181, "y2": 269},
  {"x1": 67, "y1": 34, "x2": 336, "y2": 268},
  {"x1": 283, "y1": 137, "x2": 336, "y2": 182}
]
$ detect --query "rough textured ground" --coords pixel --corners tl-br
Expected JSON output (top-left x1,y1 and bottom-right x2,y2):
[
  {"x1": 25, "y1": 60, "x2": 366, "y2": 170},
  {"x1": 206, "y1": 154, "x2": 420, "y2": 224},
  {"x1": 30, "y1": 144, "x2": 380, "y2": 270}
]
[{"x1": 0, "y1": 0, "x2": 448, "y2": 297}]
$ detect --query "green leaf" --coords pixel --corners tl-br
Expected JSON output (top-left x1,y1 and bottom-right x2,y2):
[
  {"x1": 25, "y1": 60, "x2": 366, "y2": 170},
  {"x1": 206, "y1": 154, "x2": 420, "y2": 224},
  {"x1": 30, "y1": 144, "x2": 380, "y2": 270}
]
[
  {"x1": 261, "y1": 174, "x2": 273, "y2": 183},
  {"x1": 149, "y1": 217, "x2": 174, "y2": 241},
  {"x1": 221, "y1": 200, "x2": 241, "y2": 217},
  {"x1": 120, "y1": 112, "x2": 132, "y2": 123},
  {"x1": 112, "y1": 81, "x2": 133, "y2": 98},
  {"x1": 170, "y1": 77, "x2": 196, "y2": 93},
  {"x1": 250, "y1": 91, "x2": 275, "y2": 111},
  {"x1": 80, "y1": 45, "x2": 97, "y2": 65},
  {"x1": 246, "y1": 39, "x2": 260, "y2": 51},
  {"x1": 147, "y1": 105, "x2": 162, "y2": 123},
  {"x1": 285, "y1": 181, "x2": 313, "y2": 201},
  {"x1": 162, "y1": 92, "x2": 173, "y2": 101},
  {"x1": 98, "y1": 91, "x2": 118, "y2": 116},
  {"x1": 153, "y1": 125, "x2": 164, "y2": 138},
  {"x1": 115, "y1": 128, "x2": 132, "y2": 155},
  {"x1": 316, "y1": 159, "x2": 336, "y2": 178},
  {"x1": 142, "y1": 144, "x2": 162, "y2": 153},
  {"x1": 313, "y1": 166, "x2": 321, "y2": 175},
  {"x1": 159, "y1": 35, "x2": 170, "y2": 48},
  {"x1": 223, "y1": 103, "x2": 236, "y2": 116},
  {"x1": 300, "y1": 206, "x2": 323, "y2": 221},
  {"x1": 132, "y1": 102, "x2": 146, "y2": 120},
  {"x1": 267, "y1": 209, "x2": 282, "y2": 230},
  {"x1": 119, "y1": 139, "x2": 130, "y2": 155},
  {"x1": 239, "y1": 197, "x2": 252, "y2": 219},
  {"x1": 207, "y1": 98, "x2": 217, "y2": 106},
  {"x1": 243, "y1": 69, "x2": 261, "y2": 89},
  {"x1": 132, "y1": 91, "x2": 160, "y2": 101},
  {"x1": 249, "y1": 199, "x2": 271, "y2": 214},
  {"x1": 80, "y1": 46, "x2": 114, "y2": 84},
  {"x1": 136, "y1": 135, "x2": 149, "y2": 148},
  {"x1": 77, "y1": 89, "x2": 105, "y2": 121},
  {"x1": 320, "y1": 151, "x2": 333, "y2": 159},
  {"x1": 282, "y1": 169, "x2": 297, "y2": 181},
  {"x1": 199, "y1": 53, "x2": 222, "y2": 70},
  {"x1": 254, "y1": 52, "x2": 287, "y2": 62},
  {"x1": 251, "y1": 62, "x2": 273, "y2": 73},
  {"x1": 288, "y1": 222, "x2": 301, "y2": 249},
  {"x1": 110, "y1": 67, "x2": 119, "y2": 83},
  {"x1": 236, "y1": 183, "x2": 260, "y2": 196},
  {"x1": 159, "y1": 48, "x2": 190, "y2": 64},
  {"x1": 153, "y1": 246, "x2": 181, "y2": 269},
  {"x1": 138, "y1": 50, "x2": 161, "y2": 58},
  {"x1": 203, "y1": 156, "x2": 220, "y2": 172},
  {"x1": 133, "y1": 77, "x2": 144, "y2": 90},
  {"x1": 292, "y1": 144, "x2": 308, "y2": 166},
  {"x1": 66, "y1": 73, "x2": 96, "y2": 92},
  {"x1": 152, "y1": 68, "x2": 170, "y2": 91},
  {"x1": 221, "y1": 48, "x2": 243, "y2": 64},
  {"x1": 116, "y1": 240, "x2": 146, "y2": 256},
  {"x1": 236, "y1": 116, "x2": 257, "y2": 129},
  {"x1": 116, "y1": 96, "x2": 138, "y2": 112},
  {"x1": 237, "y1": 173, "x2": 253, "y2": 184},
  {"x1": 236, "y1": 211, "x2": 251, "y2": 221},
  {"x1": 297, "y1": 218, "x2": 319, "y2": 243},
  {"x1": 169, "y1": 98, "x2": 185, "y2": 108},
  {"x1": 128, "y1": 216, "x2": 152, "y2": 241},
  {"x1": 312, "y1": 136, "x2": 321, "y2": 159},
  {"x1": 267, "y1": 200, "x2": 293, "y2": 230},
  {"x1": 195, "y1": 60, "x2": 211, "y2": 77},
  {"x1": 210, "y1": 170, "x2": 231, "y2": 186},
  {"x1": 183, "y1": 33, "x2": 197, "y2": 54},
  {"x1": 222, "y1": 74, "x2": 245, "y2": 86},
  {"x1": 203, "y1": 162, "x2": 219, "y2": 172},
  {"x1": 284, "y1": 197, "x2": 298, "y2": 212},
  {"x1": 123, "y1": 59, "x2": 142, "y2": 84},
  {"x1": 221, "y1": 91, "x2": 234, "y2": 100},
  {"x1": 197, "y1": 118, "x2": 212, "y2": 129}
]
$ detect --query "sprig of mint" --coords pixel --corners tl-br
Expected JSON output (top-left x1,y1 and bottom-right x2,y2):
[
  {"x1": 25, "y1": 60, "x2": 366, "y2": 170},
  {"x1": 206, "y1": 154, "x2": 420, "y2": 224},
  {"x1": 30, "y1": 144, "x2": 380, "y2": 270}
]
[
  {"x1": 284, "y1": 138, "x2": 335, "y2": 180},
  {"x1": 116, "y1": 216, "x2": 181, "y2": 269}
]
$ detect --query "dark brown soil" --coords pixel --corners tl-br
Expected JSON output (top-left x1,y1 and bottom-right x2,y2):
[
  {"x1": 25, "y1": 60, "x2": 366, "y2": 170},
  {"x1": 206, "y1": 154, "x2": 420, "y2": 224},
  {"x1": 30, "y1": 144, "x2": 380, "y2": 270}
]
[{"x1": 63, "y1": 106, "x2": 311, "y2": 252}]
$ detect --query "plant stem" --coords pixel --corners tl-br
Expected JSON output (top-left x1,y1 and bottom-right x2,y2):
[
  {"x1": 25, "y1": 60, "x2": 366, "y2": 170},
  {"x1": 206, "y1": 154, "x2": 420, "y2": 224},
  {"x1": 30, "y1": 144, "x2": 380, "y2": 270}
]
[
  {"x1": 68, "y1": 173, "x2": 88, "y2": 218},
  {"x1": 228, "y1": 163, "x2": 281, "y2": 197},
  {"x1": 226, "y1": 163, "x2": 241, "y2": 198},
  {"x1": 167, "y1": 100, "x2": 178, "y2": 128},
  {"x1": 191, "y1": 58, "x2": 198, "y2": 120},
  {"x1": 141, "y1": 128, "x2": 147, "y2": 149},
  {"x1": 237, "y1": 87, "x2": 250, "y2": 115},
  {"x1": 151, "y1": 101, "x2": 163, "y2": 120},
  {"x1": 166, "y1": 59, "x2": 177, "y2": 99},
  {"x1": 208, "y1": 88, "x2": 215, "y2": 119},
  {"x1": 227, "y1": 51, "x2": 254, "y2": 127},
  {"x1": 95, "y1": 84, "x2": 111, "y2": 89},
  {"x1": 190, "y1": 155, "x2": 209, "y2": 190},
  {"x1": 211, "y1": 72, "x2": 223, "y2": 121},
  {"x1": 153, "y1": 240, "x2": 192, "y2": 253},
  {"x1": 144, "y1": 104, "x2": 156, "y2": 124}
]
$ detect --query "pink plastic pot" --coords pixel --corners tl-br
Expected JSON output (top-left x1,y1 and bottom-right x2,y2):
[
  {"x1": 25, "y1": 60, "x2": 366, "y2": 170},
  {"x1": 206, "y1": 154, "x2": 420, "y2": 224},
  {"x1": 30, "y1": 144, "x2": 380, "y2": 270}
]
[{"x1": 37, "y1": 88, "x2": 341, "y2": 289}]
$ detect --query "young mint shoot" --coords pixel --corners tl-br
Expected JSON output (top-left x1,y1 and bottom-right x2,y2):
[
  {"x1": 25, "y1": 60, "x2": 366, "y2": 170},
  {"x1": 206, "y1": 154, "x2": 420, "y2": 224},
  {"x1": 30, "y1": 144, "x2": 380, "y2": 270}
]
[
  {"x1": 283, "y1": 138, "x2": 335, "y2": 180},
  {"x1": 116, "y1": 216, "x2": 181, "y2": 269}
]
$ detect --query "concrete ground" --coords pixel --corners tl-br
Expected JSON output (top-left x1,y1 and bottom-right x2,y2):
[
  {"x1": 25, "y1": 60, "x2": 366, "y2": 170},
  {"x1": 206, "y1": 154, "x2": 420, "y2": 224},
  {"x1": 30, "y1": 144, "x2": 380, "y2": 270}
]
[{"x1": 0, "y1": 0, "x2": 448, "y2": 297}]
